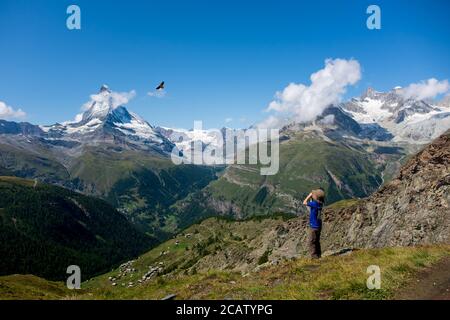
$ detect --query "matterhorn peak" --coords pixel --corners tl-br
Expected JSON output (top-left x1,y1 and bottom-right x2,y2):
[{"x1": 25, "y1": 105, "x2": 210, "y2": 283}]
[
  {"x1": 36, "y1": 85, "x2": 173, "y2": 152},
  {"x1": 99, "y1": 84, "x2": 111, "y2": 93}
]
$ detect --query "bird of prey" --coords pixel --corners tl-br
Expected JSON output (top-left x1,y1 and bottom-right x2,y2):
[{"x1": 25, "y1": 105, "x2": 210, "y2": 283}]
[{"x1": 156, "y1": 81, "x2": 165, "y2": 90}]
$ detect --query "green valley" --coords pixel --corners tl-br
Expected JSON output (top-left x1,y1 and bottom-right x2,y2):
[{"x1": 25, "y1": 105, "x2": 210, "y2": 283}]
[
  {"x1": 0, "y1": 140, "x2": 220, "y2": 238},
  {"x1": 168, "y1": 129, "x2": 406, "y2": 225}
]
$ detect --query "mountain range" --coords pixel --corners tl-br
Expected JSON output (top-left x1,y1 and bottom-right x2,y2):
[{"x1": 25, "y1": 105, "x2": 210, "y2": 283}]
[
  {"x1": 1, "y1": 85, "x2": 449, "y2": 281},
  {"x1": 1, "y1": 86, "x2": 449, "y2": 232}
]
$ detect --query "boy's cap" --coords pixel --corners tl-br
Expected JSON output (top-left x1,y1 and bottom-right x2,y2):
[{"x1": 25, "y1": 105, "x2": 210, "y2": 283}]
[{"x1": 312, "y1": 189, "x2": 325, "y2": 202}]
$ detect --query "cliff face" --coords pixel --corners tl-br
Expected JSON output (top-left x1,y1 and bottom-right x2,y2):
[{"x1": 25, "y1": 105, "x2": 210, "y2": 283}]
[{"x1": 322, "y1": 129, "x2": 450, "y2": 250}]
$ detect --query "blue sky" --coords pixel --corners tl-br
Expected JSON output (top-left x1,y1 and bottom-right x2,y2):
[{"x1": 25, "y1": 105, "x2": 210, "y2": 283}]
[{"x1": 0, "y1": 0, "x2": 449, "y2": 128}]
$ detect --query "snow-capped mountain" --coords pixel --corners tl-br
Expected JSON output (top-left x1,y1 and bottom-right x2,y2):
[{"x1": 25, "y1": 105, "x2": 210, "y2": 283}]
[
  {"x1": 341, "y1": 87, "x2": 450, "y2": 143},
  {"x1": 40, "y1": 85, "x2": 173, "y2": 152},
  {"x1": 156, "y1": 126, "x2": 238, "y2": 163},
  {"x1": 156, "y1": 86, "x2": 450, "y2": 161}
]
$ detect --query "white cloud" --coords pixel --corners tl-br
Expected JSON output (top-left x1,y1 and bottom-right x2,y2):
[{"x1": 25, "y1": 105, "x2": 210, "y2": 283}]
[
  {"x1": 0, "y1": 101, "x2": 26, "y2": 119},
  {"x1": 74, "y1": 113, "x2": 83, "y2": 122},
  {"x1": 225, "y1": 117, "x2": 233, "y2": 123},
  {"x1": 148, "y1": 89, "x2": 166, "y2": 98},
  {"x1": 62, "y1": 112, "x2": 84, "y2": 125},
  {"x1": 398, "y1": 78, "x2": 449, "y2": 100},
  {"x1": 111, "y1": 90, "x2": 136, "y2": 107},
  {"x1": 256, "y1": 115, "x2": 289, "y2": 129},
  {"x1": 82, "y1": 89, "x2": 136, "y2": 111},
  {"x1": 263, "y1": 58, "x2": 361, "y2": 128}
]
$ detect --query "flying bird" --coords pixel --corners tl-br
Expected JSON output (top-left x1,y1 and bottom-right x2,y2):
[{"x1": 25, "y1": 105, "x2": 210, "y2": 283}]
[{"x1": 156, "y1": 81, "x2": 165, "y2": 90}]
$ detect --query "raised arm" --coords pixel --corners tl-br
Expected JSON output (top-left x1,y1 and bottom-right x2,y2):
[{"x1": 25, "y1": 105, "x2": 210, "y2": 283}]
[{"x1": 303, "y1": 192, "x2": 313, "y2": 205}]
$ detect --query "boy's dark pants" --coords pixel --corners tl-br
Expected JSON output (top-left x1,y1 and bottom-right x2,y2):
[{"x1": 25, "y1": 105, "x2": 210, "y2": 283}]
[{"x1": 309, "y1": 227, "x2": 321, "y2": 259}]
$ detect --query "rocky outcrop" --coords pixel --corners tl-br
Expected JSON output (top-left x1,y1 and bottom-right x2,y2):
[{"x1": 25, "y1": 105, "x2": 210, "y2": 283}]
[{"x1": 322, "y1": 129, "x2": 450, "y2": 249}]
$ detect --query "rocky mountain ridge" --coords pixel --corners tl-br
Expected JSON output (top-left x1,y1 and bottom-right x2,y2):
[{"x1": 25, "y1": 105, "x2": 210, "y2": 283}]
[{"x1": 341, "y1": 87, "x2": 450, "y2": 144}]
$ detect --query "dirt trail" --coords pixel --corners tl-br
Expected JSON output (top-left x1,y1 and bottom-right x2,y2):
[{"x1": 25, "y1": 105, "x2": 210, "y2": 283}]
[{"x1": 395, "y1": 256, "x2": 450, "y2": 300}]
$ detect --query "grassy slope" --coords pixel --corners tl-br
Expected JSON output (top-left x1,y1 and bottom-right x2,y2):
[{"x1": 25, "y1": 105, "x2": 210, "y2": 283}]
[
  {"x1": 1, "y1": 245, "x2": 448, "y2": 300},
  {"x1": 86, "y1": 246, "x2": 449, "y2": 300},
  {"x1": 0, "y1": 275, "x2": 68, "y2": 300},
  {"x1": 68, "y1": 146, "x2": 173, "y2": 195},
  {"x1": 0, "y1": 142, "x2": 70, "y2": 183},
  {"x1": 66, "y1": 146, "x2": 220, "y2": 236},
  {"x1": 82, "y1": 216, "x2": 291, "y2": 287},
  {"x1": 77, "y1": 215, "x2": 450, "y2": 300}
]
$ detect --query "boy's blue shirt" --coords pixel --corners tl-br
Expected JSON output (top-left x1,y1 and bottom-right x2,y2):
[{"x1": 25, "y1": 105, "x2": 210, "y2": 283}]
[{"x1": 307, "y1": 200, "x2": 323, "y2": 229}]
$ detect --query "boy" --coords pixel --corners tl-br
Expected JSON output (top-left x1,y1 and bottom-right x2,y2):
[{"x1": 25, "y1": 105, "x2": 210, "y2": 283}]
[{"x1": 303, "y1": 188, "x2": 325, "y2": 259}]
